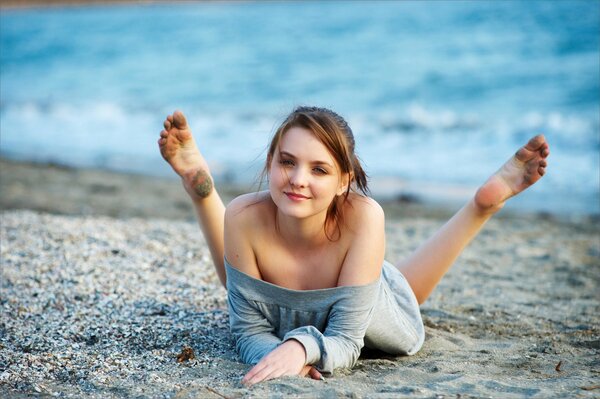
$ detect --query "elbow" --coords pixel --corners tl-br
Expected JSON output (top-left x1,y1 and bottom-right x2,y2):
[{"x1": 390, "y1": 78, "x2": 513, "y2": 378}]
[
  {"x1": 348, "y1": 343, "x2": 362, "y2": 368},
  {"x1": 235, "y1": 338, "x2": 259, "y2": 365},
  {"x1": 320, "y1": 339, "x2": 363, "y2": 375}
]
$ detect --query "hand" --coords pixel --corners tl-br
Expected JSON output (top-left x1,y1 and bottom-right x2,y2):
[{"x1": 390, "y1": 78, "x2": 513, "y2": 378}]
[
  {"x1": 242, "y1": 340, "x2": 322, "y2": 385},
  {"x1": 300, "y1": 365, "x2": 324, "y2": 381}
]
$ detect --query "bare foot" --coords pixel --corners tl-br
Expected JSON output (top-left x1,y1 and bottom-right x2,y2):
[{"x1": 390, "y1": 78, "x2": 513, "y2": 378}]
[
  {"x1": 474, "y1": 134, "x2": 550, "y2": 212},
  {"x1": 158, "y1": 110, "x2": 214, "y2": 199}
]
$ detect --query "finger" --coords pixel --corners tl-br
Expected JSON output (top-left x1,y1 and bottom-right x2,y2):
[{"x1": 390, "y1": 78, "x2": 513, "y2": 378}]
[
  {"x1": 241, "y1": 363, "x2": 264, "y2": 385},
  {"x1": 243, "y1": 360, "x2": 280, "y2": 386},
  {"x1": 308, "y1": 367, "x2": 323, "y2": 381},
  {"x1": 246, "y1": 364, "x2": 281, "y2": 386},
  {"x1": 299, "y1": 365, "x2": 311, "y2": 377},
  {"x1": 257, "y1": 367, "x2": 287, "y2": 385}
]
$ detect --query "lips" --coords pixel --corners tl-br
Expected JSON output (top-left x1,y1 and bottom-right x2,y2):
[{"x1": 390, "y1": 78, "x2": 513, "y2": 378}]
[{"x1": 285, "y1": 192, "x2": 309, "y2": 201}]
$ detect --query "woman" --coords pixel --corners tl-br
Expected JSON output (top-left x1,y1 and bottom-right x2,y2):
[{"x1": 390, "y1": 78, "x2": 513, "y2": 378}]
[{"x1": 158, "y1": 106, "x2": 549, "y2": 385}]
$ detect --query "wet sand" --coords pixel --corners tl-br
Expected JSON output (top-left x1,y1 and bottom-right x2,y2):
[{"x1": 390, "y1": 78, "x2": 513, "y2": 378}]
[{"x1": 1, "y1": 158, "x2": 599, "y2": 398}]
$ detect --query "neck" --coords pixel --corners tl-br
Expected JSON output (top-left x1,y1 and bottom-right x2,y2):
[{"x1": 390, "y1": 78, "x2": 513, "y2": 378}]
[{"x1": 276, "y1": 209, "x2": 330, "y2": 248}]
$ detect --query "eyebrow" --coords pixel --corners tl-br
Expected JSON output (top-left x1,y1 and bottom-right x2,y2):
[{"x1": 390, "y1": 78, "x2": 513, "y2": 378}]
[{"x1": 279, "y1": 151, "x2": 334, "y2": 168}]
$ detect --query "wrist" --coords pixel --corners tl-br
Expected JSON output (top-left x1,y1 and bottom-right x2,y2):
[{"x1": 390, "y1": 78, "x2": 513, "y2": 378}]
[{"x1": 285, "y1": 339, "x2": 308, "y2": 363}]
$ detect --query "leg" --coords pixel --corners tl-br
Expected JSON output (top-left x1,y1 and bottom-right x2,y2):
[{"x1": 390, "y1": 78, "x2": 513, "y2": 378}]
[
  {"x1": 397, "y1": 135, "x2": 550, "y2": 304},
  {"x1": 158, "y1": 111, "x2": 227, "y2": 287}
]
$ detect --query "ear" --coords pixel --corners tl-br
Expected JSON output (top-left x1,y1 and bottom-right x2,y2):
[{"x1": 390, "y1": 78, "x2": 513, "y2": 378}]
[
  {"x1": 266, "y1": 153, "x2": 274, "y2": 171},
  {"x1": 337, "y1": 172, "x2": 352, "y2": 196}
]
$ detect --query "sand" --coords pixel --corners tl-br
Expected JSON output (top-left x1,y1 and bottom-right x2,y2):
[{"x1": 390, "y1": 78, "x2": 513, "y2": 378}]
[{"x1": 1, "y1": 158, "x2": 599, "y2": 398}]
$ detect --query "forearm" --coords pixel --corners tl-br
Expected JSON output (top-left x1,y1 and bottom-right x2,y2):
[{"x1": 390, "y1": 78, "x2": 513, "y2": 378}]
[
  {"x1": 227, "y1": 285, "x2": 282, "y2": 364},
  {"x1": 282, "y1": 288, "x2": 378, "y2": 375},
  {"x1": 236, "y1": 332, "x2": 282, "y2": 365},
  {"x1": 242, "y1": 339, "x2": 319, "y2": 385},
  {"x1": 284, "y1": 327, "x2": 363, "y2": 374}
]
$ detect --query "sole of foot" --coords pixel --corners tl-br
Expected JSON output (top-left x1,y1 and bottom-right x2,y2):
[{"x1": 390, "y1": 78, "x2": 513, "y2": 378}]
[
  {"x1": 158, "y1": 110, "x2": 214, "y2": 199},
  {"x1": 475, "y1": 134, "x2": 549, "y2": 212}
]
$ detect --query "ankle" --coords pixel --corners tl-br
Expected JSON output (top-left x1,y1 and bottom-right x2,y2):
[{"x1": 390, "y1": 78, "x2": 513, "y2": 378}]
[
  {"x1": 182, "y1": 169, "x2": 214, "y2": 200},
  {"x1": 471, "y1": 195, "x2": 504, "y2": 217}
]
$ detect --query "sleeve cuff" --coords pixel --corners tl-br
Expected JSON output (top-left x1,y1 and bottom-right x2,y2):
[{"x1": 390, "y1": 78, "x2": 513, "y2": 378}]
[{"x1": 283, "y1": 333, "x2": 321, "y2": 365}]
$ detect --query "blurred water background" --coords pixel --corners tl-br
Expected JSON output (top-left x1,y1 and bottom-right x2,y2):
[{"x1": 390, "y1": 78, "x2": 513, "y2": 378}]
[{"x1": 1, "y1": 1, "x2": 598, "y2": 215}]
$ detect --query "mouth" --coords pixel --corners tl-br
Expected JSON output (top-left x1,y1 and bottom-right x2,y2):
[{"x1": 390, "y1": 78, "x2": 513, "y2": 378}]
[{"x1": 284, "y1": 192, "x2": 309, "y2": 201}]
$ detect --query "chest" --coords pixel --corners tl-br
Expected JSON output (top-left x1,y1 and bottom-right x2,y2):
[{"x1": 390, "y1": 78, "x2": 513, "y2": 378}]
[{"x1": 254, "y1": 237, "x2": 349, "y2": 290}]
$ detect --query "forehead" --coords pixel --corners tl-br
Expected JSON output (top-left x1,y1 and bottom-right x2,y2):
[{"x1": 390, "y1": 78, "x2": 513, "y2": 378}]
[{"x1": 278, "y1": 126, "x2": 335, "y2": 162}]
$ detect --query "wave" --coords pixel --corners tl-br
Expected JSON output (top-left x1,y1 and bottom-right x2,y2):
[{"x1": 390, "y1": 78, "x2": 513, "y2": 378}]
[{"x1": 1, "y1": 100, "x2": 598, "y2": 214}]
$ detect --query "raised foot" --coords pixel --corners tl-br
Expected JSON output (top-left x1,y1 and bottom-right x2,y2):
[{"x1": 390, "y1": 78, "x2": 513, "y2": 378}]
[
  {"x1": 474, "y1": 134, "x2": 550, "y2": 212},
  {"x1": 158, "y1": 110, "x2": 214, "y2": 199}
]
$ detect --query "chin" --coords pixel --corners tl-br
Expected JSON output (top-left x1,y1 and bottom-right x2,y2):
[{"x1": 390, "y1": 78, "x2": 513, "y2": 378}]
[{"x1": 270, "y1": 193, "x2": 312, "y2": 218}]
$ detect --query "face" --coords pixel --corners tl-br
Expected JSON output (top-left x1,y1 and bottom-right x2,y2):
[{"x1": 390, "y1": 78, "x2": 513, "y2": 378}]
[{"x1": 268, "y1": 126, "x2": 349, "y2": 221}]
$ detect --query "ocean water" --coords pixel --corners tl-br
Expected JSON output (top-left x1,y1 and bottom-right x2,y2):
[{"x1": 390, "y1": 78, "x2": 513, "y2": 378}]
[{"x1": 1, "y1": 1, "x2": 598, "y2": 214}]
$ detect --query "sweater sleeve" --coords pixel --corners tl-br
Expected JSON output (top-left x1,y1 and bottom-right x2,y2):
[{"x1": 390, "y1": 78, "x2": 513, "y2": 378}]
[
  {"x1": 282, "y1": 279, "x2": 380, "y2": 376},
  {"x1": 227, "y1": 284, "x2": 282, "y2": 365}
]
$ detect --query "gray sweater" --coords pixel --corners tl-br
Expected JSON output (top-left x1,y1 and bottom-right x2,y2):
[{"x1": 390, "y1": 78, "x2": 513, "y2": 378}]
[{"x1": 226, "y1": 259, "x2": 425, "y2": 376}]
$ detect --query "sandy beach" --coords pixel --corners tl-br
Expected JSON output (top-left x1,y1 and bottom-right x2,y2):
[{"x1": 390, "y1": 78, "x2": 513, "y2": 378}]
[{"x1": 1, "y1": 158, "x2": 599, "y2": 398}]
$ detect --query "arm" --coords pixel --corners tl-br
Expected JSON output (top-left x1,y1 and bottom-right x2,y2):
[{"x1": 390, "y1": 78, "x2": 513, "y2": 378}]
[
  {"x1": 227, "y1": 281, "x2": 282, "y2": 364},
  {"x1": 337, "y1": 196, "x2": 385, "y2": 286},
  {"x1": 224, "y1": 194, "x2": 279, "y2": 363},
  {"x1": 229, "y1": 278, "x2": 323, "y2": 384},
  {"x1": 238, "y1": 280, "x2": 378, "y2": 383},
  {"x1": 282, "y1": 279, "x2": 380, "y2": 375}
]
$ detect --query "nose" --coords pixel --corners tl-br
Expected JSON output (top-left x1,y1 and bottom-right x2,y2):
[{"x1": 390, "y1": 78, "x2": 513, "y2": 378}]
[{"x1": 289, "y1": 167, "x2": 308, "y2": 188}]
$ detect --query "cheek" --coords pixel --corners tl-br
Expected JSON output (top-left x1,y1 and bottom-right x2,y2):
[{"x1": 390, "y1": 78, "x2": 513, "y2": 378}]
[
  {"x1": 268, "y1": 165, "x2": 286, "y2": 188},
  {"x1": 313, "y1": 178, "x2": 340, "y2": 198}
]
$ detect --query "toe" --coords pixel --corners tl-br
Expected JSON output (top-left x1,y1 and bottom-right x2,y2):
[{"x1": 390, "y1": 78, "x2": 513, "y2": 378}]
[
  {"x1": 515, "y1": 147, "x2": 532, "y2": 162},
  {"x1": 173, "y1": 110, "x2": 188, "y2": 129},
  {"x1": 542, "y1": 146, "x2": 550, "y2": 158},
  {"x1": 160, "y1": 130, "x2": 168, "y2": 138},
  {"x1": 164, "y1": 120, "x2": 171, "y2": 130},
  {"x1": 525, "y1": 134, "x2": 546, "y2": 151}
]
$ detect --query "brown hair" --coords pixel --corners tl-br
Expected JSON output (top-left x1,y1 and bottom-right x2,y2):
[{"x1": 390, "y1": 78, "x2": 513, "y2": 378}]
[{"x1": 263, "y1": 106, "x2": 369, "y2": 240}]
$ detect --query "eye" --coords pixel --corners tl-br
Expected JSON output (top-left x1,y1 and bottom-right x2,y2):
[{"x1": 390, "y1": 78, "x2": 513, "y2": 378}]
[
  {"x1": 313, "y1": 167, "x2": 327, "y2": 175},
  {"x1": 279, "y1": 159, "x2": 294, "y2": 167}
]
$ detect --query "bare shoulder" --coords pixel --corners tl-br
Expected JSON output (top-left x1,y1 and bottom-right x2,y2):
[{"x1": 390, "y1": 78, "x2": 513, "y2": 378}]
[
  {"x1": 343, "y1": 193, "x2": 385, "y2": 229},
  {"x1": 224, "y1": 191, "x2": 272, "y2": 277},
  {"x1": 337, "y1": 193, "x2": 386, "y2": 286},
  {"x1": 225, "y1": 191, "x2": 272, "y2": 223}
]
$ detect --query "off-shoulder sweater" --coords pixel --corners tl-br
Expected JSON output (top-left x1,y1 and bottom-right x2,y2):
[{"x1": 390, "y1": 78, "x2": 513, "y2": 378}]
[{"x1": 225, "y1": 259, "x2": 425, "y2": 376}]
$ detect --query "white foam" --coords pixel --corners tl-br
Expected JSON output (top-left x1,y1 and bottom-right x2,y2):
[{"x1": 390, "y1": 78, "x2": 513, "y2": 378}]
[{"x1": 1, "y1": 101, "x2": 598, "y2": 214}]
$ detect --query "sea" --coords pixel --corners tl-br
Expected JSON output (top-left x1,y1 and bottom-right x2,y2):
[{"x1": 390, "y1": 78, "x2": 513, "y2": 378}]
[{"x1": 1, "y1": 1, "x2": 598, "y2": 215}]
